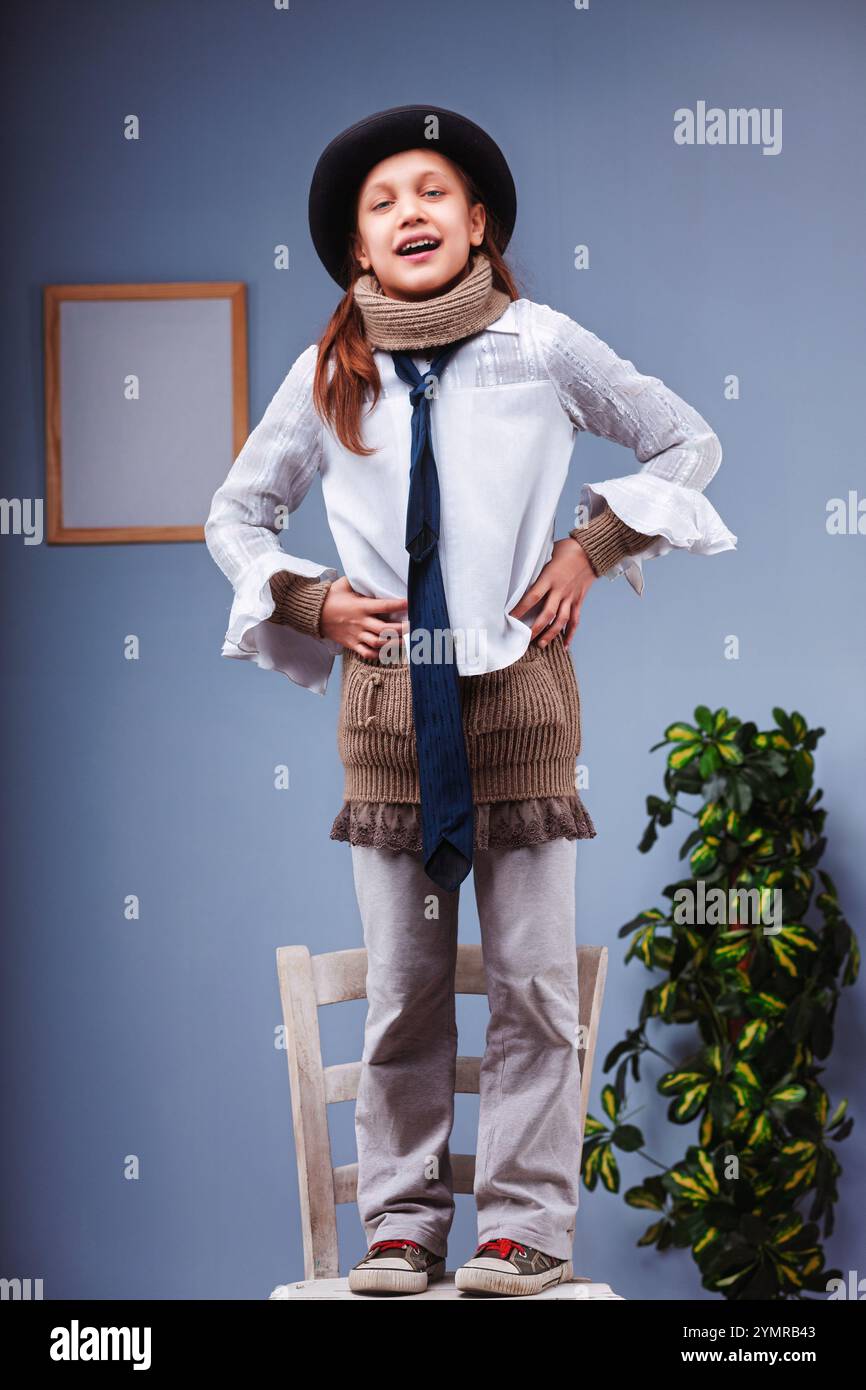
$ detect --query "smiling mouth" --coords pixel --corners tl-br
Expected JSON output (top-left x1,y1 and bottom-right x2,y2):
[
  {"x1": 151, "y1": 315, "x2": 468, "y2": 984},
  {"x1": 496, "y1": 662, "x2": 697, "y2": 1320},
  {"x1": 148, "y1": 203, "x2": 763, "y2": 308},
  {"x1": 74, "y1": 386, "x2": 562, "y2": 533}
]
[{"x1": 396, "y1": 238, "x2": 441, "y2": 258}]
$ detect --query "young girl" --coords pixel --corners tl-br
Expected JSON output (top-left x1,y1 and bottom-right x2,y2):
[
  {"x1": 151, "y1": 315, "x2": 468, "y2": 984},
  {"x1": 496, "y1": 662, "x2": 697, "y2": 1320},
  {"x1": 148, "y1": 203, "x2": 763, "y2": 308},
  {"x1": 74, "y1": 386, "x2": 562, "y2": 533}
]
[{"x1": 205, "y1": 104, "x2": 736, "y2": 1297}]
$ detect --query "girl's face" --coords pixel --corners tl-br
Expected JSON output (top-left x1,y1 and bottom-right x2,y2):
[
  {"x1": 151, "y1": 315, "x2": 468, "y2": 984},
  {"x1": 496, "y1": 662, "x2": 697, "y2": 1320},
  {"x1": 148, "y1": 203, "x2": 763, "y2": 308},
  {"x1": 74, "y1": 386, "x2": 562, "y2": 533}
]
[{"x1": 353, "y1": 148, "x2": 486, "y2": 302}]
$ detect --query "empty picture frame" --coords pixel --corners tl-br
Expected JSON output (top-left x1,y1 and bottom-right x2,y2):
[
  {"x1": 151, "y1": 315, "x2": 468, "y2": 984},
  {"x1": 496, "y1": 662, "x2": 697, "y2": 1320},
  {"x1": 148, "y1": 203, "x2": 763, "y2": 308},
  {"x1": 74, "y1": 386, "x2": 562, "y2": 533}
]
[{"x1": 43, "y1": 281, "x2": 249, "y2": 543}]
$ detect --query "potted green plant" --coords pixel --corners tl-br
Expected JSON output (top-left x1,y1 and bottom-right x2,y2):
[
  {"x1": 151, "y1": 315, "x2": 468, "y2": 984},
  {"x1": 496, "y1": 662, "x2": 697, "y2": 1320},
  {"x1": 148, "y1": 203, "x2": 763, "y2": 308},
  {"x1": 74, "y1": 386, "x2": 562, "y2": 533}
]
[{"x1": 581, "y1": 706, "x2": 858, "y2": 1299}]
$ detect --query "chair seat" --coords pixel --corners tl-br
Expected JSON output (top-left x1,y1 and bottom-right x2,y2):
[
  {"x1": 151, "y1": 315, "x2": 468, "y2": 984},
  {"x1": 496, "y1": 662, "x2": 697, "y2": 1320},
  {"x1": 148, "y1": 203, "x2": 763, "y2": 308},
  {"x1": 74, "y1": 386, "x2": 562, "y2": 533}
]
[{"x1": 269, "y1": 1272, "x2": 625, "y2": 1301}]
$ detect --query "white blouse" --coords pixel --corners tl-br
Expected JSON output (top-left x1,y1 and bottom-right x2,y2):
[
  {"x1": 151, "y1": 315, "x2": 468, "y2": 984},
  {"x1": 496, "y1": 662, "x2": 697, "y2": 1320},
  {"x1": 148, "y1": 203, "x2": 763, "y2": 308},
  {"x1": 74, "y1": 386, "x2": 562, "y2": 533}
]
[{"x1": 204, "y1": 298, "x2": 736, "y2": 695}]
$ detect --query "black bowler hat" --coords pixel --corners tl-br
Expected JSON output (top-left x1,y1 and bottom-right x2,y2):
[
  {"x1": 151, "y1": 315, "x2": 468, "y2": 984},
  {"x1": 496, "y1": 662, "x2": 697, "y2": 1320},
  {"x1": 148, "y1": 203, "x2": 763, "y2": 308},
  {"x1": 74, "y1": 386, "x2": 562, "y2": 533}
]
[{"x1": 308, "y1": 104, "x2": 517, "y2": 289}]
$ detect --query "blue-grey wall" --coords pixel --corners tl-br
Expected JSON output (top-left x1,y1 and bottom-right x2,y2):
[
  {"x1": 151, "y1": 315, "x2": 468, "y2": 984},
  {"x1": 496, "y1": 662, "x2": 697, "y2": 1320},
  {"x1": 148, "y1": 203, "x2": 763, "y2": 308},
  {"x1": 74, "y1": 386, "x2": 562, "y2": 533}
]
[{"x1": 3, "y1": 0, "x2": 863, "y2": 1300}]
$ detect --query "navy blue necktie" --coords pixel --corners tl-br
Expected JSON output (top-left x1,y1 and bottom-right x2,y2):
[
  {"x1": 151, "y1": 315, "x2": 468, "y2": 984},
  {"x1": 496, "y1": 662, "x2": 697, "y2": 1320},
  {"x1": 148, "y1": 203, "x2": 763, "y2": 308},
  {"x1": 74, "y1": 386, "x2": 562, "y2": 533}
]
[{"x1": 391, "y1": 342, "x2": 474, "y2": 893}]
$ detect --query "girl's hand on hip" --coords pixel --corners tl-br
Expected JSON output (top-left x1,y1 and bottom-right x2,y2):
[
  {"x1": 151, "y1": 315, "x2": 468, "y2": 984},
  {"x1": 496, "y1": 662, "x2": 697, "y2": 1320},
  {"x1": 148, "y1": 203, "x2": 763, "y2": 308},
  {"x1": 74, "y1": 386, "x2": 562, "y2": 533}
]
[
  {"x1": 320, "y1": 576, "x2": 409, "y2": 660},
  {"x1": 508, "y1": 537, "x2": 596, "y2": 648}
]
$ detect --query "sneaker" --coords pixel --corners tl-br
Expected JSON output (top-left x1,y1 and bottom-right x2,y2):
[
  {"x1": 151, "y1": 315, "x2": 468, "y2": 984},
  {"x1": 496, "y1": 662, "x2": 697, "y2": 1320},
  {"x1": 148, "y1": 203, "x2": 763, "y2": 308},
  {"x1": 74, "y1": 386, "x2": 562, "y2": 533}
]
[
  {"x1": 348, "y1": 1238, "x2": 446, "y2": 1295},
  {"x1": 455, "y1": 1237, "x2": 573, "y2": 1296}
]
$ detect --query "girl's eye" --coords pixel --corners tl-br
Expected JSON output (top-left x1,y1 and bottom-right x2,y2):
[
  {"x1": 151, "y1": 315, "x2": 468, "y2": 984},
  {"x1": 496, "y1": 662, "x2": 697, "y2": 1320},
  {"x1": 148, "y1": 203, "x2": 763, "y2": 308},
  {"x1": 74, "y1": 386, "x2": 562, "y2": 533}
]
[{"x1": 371, "y1": 189, "x2": 445, "y2": 212}]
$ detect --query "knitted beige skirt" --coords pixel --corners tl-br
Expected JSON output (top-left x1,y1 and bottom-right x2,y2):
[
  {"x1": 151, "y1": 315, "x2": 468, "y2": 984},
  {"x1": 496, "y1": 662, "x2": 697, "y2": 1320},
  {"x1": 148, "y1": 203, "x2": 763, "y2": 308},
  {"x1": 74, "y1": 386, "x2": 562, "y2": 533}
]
[{"x1": 331, "y1": 631, "x2": 596, "y2": 852}]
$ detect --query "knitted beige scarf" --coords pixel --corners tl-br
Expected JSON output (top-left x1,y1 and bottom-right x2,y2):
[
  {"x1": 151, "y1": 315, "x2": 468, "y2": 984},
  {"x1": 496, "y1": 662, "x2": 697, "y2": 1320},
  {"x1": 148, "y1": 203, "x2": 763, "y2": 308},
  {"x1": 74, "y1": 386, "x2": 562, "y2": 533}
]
[{"x1": 352, "y1": 249, "x2": 512, "y2": 350}]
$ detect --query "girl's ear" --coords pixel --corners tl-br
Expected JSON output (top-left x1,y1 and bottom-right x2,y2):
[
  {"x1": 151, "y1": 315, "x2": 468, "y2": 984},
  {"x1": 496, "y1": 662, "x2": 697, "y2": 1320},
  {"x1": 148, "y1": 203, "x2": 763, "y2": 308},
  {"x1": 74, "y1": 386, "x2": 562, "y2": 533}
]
[
  {"x1": 350, "y1": 230, "x2": 369, "y2": 272},
  {"x1": 469, "y1": 201, "x2": 487, "y2": 246}
]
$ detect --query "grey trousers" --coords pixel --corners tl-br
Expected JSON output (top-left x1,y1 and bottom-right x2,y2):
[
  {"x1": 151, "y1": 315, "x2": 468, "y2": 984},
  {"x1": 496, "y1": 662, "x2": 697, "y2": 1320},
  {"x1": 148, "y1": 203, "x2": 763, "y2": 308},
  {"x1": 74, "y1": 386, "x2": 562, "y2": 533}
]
[{"x1": 350, "y1": 836, "x2": 582, "y2": 1261}]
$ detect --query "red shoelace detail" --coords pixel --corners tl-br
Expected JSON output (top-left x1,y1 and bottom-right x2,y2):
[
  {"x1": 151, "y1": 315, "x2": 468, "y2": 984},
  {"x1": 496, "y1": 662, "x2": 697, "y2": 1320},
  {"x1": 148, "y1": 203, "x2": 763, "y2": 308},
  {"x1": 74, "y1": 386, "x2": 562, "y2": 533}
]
[
  {"x1": 475, "y1": 1238, "x2": 527, "y2": 1260},
  {"x1": 369, "y1": 1239, "x2": 422, "y2": 1252}
]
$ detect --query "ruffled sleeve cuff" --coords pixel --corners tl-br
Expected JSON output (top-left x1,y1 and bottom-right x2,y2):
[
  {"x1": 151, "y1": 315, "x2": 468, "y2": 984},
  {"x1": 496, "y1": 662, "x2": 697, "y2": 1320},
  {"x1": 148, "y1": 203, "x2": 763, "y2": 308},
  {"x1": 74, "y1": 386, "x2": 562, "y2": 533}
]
[
  {"x1": 220, "y1": 551, "x2": 342, "y2": 695},
  {"x1": 575, "y1": 474, "x2": 737, "y2": 596}
]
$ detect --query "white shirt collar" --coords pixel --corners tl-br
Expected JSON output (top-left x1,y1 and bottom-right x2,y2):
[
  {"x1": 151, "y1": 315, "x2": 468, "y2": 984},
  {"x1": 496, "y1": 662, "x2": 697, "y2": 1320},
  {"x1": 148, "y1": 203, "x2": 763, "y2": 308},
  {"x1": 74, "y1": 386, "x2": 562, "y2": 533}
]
[{"x1": 485, "y1": 300, "x2": 520, "y2": 334}]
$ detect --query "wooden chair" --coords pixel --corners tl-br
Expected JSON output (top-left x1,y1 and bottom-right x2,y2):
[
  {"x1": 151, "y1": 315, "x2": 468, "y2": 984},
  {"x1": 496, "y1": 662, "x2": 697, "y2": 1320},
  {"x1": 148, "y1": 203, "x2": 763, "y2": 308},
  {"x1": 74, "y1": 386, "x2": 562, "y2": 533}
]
[{"x1": 269, "y1": 941, "x2": 622, "y2": 1300}]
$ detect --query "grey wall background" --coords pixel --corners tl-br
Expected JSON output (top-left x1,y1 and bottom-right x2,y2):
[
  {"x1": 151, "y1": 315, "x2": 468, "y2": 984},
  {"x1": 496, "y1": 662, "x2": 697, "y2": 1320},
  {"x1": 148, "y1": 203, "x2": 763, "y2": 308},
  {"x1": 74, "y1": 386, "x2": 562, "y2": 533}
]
[{"x1": 2, "y1": 0, "x2": 864, "y2": 1300}]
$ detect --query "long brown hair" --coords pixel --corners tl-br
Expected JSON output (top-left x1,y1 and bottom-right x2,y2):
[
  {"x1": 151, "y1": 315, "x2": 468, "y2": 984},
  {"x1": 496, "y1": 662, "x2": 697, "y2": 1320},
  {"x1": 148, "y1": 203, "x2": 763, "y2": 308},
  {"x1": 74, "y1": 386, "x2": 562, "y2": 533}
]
[{"x1": 312, "y1": 158, "x2": 521, "y2": 456}]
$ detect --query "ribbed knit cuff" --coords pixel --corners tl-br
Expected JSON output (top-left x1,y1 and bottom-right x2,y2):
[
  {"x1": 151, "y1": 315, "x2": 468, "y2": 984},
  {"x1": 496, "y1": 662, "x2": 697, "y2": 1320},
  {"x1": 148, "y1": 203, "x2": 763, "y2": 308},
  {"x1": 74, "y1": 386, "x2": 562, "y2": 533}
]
[
  {"x1": 268, "y1": 571, "x2": 332, "y2": 639},
  {"x1": 569, "y1": 504, "x2": 658, "y2": 577}
]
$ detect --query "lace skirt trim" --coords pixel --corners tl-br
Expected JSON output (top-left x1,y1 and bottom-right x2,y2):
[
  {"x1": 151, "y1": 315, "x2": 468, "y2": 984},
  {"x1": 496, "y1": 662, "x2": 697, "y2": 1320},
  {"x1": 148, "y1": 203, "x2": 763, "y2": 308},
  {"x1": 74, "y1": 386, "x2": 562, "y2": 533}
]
[{"x1": 329, "y1": 794, "x2": 597, "y2": 852}]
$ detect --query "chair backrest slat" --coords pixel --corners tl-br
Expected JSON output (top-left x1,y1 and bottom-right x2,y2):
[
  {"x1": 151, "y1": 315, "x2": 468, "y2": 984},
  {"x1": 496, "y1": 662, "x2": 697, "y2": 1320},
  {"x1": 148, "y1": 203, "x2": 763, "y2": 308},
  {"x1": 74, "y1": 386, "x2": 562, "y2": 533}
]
[{"x1": 311, "y1": 947, "x2": 368, "y2": 1005}]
